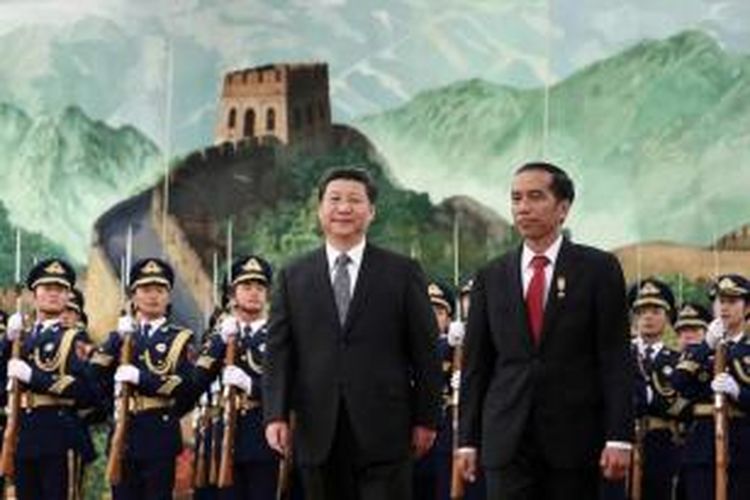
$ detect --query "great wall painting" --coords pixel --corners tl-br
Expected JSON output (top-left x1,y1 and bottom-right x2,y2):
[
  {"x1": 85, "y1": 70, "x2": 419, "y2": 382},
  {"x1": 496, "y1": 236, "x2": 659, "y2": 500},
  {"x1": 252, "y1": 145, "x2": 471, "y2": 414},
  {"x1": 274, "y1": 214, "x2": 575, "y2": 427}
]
[{"x1": 1, "y1": 0, "x2": 750, "y2": 336}]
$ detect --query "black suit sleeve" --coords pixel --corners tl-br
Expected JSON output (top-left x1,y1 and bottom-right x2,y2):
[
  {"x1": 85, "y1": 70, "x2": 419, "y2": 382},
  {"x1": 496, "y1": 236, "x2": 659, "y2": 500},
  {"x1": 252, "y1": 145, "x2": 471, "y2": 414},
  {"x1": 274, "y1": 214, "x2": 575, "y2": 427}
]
[
  {"x1": 404, "y1": 259, "x2": 442, "y2": 429},
  {"x1": 458, "y1": 266, "x2": 496, "y2": 448},
  {"x1": 595, "y1": 253, "x2": 634, "y2": 443},
  {"x1": 263, "y1": 266, "x2": 294, "y2": 425}
]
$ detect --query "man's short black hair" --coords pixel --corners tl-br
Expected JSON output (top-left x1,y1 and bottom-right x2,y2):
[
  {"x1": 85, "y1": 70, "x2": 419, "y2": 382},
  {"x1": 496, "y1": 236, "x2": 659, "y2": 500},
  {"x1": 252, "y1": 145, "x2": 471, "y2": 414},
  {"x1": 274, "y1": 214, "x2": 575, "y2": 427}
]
[
  {"x1": 317, "y1": 167, "x2": 379, "y2": 203},
  {"x1": 515, "y1": 161, "x2": 575, "y2": 203}
]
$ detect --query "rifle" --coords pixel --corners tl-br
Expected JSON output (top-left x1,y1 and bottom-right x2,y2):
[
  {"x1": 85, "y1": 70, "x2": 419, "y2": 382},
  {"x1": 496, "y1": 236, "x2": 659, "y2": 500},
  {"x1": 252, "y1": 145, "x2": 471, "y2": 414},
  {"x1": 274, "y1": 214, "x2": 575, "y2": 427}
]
[
  {"x1": 0, "y1": 229, "x2": 24, "y2": 478},
  {"x1": 629, "y1": 417, "x2": 645, "y2": 500},
  {"x1": 217, "y1": 219, "x2": 237, "y2": 488},
  {"x1": 208, "y1": 382, "x2": 221, "y2": 485},
  {"x1": 450, "y1": 344, "x2": 465, "y2": 500},
  {"x1": 628, "y1": 346, "x2": 649, "y2": 500},
  {"x1": 714, "y1": 339, "x2": 729, "y2": 500},
  {"x1": 217, "y1": 335, "x2": 238, "y2": 487},
  {"x1": 106, "y1": 225, "x2": 134, "y2": 485},
  {"x1": 276, "y1": 414, "x2": 295, "y2": 500},
  {"x1": 193, "y1": 394, "x2": 209, "y2": 488}
]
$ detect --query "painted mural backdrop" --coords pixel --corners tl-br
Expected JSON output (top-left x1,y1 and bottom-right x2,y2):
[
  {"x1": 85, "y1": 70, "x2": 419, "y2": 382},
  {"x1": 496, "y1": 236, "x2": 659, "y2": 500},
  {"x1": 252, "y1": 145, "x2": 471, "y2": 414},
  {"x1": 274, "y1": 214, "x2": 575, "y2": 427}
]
[
  {"x1": 1, "y1": 0, "x2": 750, "y2": 323},
  {"x1": 1, "y1": 1, "x2": 749, "y2": 496}
]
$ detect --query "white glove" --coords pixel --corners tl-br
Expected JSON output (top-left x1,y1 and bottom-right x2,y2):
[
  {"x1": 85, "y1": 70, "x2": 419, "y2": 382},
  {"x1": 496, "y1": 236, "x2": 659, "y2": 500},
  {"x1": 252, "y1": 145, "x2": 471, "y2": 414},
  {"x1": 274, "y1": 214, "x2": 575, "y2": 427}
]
[
  {"x1": 222, "y1": 365, "x2": 252, "y2": 394},
  {"x1": 447, "y1": 321, "x2": 465, "y2": 347},
  {"x1": 712, "y1": 373, "x2": 740, "y2": 400},
  {"x1": 219, "y1": 316, "x2": 239, "y2": 344},
  {"x1": 450, "y1": 371, "x2": 461, "y2": 391},
  {"x1": 117, "y1": 315, "x2": 136, "y2": 337},
  {"x1": 705, "y1": 318, "x2": 724, "y2": 349},
  {"x1": 7, "y1": 359, "x2": 32, "y2": 383},
  {"x1": 114, "y1": 364, "x2": 140, "y2": 385},
  {"x1": 646, "y1": 385, "x2": 654, "y2": 404},
  {"x1": 7, "y1": 312, "x2": 24, "y2": 341}
]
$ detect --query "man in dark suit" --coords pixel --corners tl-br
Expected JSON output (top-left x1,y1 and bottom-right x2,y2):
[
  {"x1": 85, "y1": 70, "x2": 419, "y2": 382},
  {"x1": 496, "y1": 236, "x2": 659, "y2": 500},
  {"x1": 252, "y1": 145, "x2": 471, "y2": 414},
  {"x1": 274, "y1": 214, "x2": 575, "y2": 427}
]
[
  {"x1": 263, "y1": 167, "x2": 443, "y2": 500},
  {"x1": 457, "y1": 162, "x2": 633, "y2": 499}
]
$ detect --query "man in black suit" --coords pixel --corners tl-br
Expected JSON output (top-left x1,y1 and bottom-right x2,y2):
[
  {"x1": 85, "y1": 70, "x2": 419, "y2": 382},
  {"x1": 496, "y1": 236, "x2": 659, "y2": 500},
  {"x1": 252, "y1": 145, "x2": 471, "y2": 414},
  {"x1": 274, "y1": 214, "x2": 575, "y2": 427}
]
[
  {"x1": 457, "y1": 162, "x2": 633, "y2": 499},
  {"x1": 263, "y1": 167, "x2": 442, "y2": 500}
]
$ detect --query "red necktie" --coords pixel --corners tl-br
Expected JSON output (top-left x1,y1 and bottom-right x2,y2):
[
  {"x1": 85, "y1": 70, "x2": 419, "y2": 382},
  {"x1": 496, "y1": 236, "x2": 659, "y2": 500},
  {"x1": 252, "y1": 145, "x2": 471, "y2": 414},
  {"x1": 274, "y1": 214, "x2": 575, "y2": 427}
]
[{"x1": 526, "y1": 255, "x2": 549, "y2": 345}]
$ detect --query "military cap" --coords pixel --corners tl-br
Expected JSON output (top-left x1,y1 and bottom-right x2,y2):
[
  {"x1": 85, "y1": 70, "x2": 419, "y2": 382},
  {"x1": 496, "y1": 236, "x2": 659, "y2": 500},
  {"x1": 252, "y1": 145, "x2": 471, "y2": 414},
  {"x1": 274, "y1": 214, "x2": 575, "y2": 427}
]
[
  {"x1": 229, "y1": 255, "x2": 272, "y2": 287},
  {"x1": 428, "y1": 281, "x2": 455, "y2": 315},
  {"x1": 709, "y1": 274, "x2": 750, "y2": 300},
  {"x1": 26, "y1": 258, "x2": 76, "y2": 290},
  {"x1": 628, "y1": 278, "x2": 675, "y2": 313},
  {"x1": 459, "y1": 278, "x2": 474, "y2": 296},
  {"x1": 674, "y1": 302, "x2": 711, "y2": 332},
  {"x1": 67, "y1": 288, "x2": 85, "y2": 314},
  {"x1": 129, "y1": 258, "x2": 174, "y2": 291}
]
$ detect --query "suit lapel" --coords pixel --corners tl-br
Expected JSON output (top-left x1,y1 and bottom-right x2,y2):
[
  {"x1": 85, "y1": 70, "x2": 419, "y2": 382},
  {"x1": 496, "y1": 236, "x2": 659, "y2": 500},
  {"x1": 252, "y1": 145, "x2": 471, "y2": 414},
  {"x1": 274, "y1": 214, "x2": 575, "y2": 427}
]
[
  {"x1": 343, "y1": 244, "x2": 374, "y2": 332},
  {"x1": 313, "y1": 247, "x2": 343, "y2": 334},
  {"x1": 539, "y1": 239, "x2": 577, "y2": 347},
  {"x1": 507, "y1": 246, "x2": 535, "y2": 353}
]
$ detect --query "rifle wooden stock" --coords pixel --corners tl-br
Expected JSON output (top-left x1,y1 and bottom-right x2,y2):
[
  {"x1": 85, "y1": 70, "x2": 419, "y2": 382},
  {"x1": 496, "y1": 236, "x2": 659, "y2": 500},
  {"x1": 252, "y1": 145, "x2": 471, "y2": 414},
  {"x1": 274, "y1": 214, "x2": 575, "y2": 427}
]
[
  {"x1": 629, "y1": 418, "x2": 645, "y2": 500},
  {"x1": 276, "y1": 414, "x2": 295, "y2": 500},
  {"x1": 714, "y1": 341, "x2": 728, "y2": 500},
  {"x1": 276, "y1": 449, "x2": 291, "y2": 500},
  {"x1": 217, "y1": 336, "x2": 238, "y2": 488},
  {"x1": 193, "y1": 405, "x2": 208, "y2": 488},
  {"x1": 450, "y1": 345, "x2": 465, "y2": 500},
  {"x1": 106, "y1": 332, "x2": 134, "y2": 485},
  {"x1": 0, "y1": 336, "x2": 23, "y2": 478},
  {"x1": 208, "y1": 403, "x2": 220, "y2": 485}
]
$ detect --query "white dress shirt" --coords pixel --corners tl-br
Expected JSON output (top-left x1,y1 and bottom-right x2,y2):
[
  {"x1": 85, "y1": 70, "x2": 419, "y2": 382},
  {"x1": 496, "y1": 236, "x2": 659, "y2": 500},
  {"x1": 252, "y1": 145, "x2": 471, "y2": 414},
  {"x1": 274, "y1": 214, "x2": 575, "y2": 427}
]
[
  {"x1": 140, "y1": 317, "x2": 166, "y2": 336},
  {"x1": 325, "y1": 238, "x2": 366, "y2": 295},
  {"x1": 520, "y1": 234, "x2": 563, "y2": 303}
]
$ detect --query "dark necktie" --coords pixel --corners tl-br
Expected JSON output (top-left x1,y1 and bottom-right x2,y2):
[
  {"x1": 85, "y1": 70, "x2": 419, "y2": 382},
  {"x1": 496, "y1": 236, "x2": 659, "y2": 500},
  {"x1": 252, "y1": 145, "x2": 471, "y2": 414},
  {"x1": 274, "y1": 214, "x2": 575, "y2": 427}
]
[
  {"x1": 643, "y1": 345, "x2": 654, "y2": 374},
  {"x1": 526, "y1": 255, "x2": 549, "y2": 345},
  {"x1": 142, "y1": 323, "x2": 152, "y2": 338},
  {"x1": 333, "y1": 253, "x2": 352, "y2": 325}
]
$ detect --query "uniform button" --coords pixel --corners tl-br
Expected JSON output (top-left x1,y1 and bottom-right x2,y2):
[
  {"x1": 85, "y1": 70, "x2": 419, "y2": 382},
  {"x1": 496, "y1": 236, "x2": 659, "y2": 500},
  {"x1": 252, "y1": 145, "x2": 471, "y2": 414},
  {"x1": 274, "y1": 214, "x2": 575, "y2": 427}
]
[
  {"x1": 162, "y1": 415, "x2": 169, "y2": 422},
  {"x1": 25, "y1": 409, "x2": 31, "y2": 414}
]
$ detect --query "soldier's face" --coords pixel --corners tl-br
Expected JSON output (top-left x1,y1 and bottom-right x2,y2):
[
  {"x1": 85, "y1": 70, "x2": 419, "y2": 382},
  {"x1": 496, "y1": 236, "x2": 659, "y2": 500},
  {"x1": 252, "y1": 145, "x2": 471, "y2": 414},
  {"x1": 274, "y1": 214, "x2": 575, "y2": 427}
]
[
  {"x1": 433, "y1": 304, "x2": 451, "y2": 334},
  {"x1": 233, "y1": 281, "x2": 267, "y2": 316},
  {"x1": 318, "y1": 179, "x2": 375, "y2": 244},
  {"x1": 716, "y1": 296, "x2": 748, "y2": 332},
  {"x1": 133, "y1": 284, "x2": 170, "y2": 319},
  {"x1": 61, "y1": 308, "x2": 81, "y2": 329},
  {"x1": 677, "y1": 327, "x2": 705, "y2": 349},
  {"x1": 635, "y1": 305, "x2": 669, "y2": 339},
  {"x1": 34, "y1": 283, "x2": 68, "y2": 317},
  {"x1": 511, "y1": 171, "x2": 570, "y2": 244}
]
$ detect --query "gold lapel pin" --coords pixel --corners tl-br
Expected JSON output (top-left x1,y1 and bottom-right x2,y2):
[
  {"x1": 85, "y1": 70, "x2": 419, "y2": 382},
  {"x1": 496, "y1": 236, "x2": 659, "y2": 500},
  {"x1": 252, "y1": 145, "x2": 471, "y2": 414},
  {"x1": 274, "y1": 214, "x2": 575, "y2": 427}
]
[{"x1": 556, "y1": 276, "x2": 566, "y2": 299}]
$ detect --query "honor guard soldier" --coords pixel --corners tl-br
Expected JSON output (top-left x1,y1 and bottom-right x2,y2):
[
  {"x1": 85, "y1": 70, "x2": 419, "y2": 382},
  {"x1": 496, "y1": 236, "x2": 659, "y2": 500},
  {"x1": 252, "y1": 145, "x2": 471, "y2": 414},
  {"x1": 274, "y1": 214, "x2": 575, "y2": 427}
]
[
  {"x1": 627, "y1": 278, "x2": 688, "y2": 500},
  {"x1": 193, "y1": 286, "x2": 232, "y2": 500},
  {"x1": 192, "y1": 255, "x2": 280, "y2": 499},
  {"x1": 675, "y1": 303, "x2": 711, "y2": 350},
  {"x1": 91, "y1": 257, "x2": 196, "y2": 500},
  {"x1": 61, "y1": 287, "x2": 100, "y2": 496},
  {"x1": 2, "y1": 258, "x2": 103, "y2": 499},
  {"x1": 672, "y1": 274, "x2": 750, "y2": 500},
  {"x1": 61, "y1": 288, "x2": 88, "y2": 331},
  {"x1": 413, "y1": 281, "x2": 456, "y2": 500}
]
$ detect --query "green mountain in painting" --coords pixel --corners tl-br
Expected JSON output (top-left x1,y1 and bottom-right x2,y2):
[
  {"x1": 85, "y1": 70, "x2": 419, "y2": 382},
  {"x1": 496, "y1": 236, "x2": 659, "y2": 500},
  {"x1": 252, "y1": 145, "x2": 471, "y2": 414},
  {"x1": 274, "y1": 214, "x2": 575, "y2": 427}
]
[
  {"x1": 0, "y1": 103, "x2": 164, "y2": 262},
  {"x1": 358, "y1": 30, "x2": 750, "y2": 249}
]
